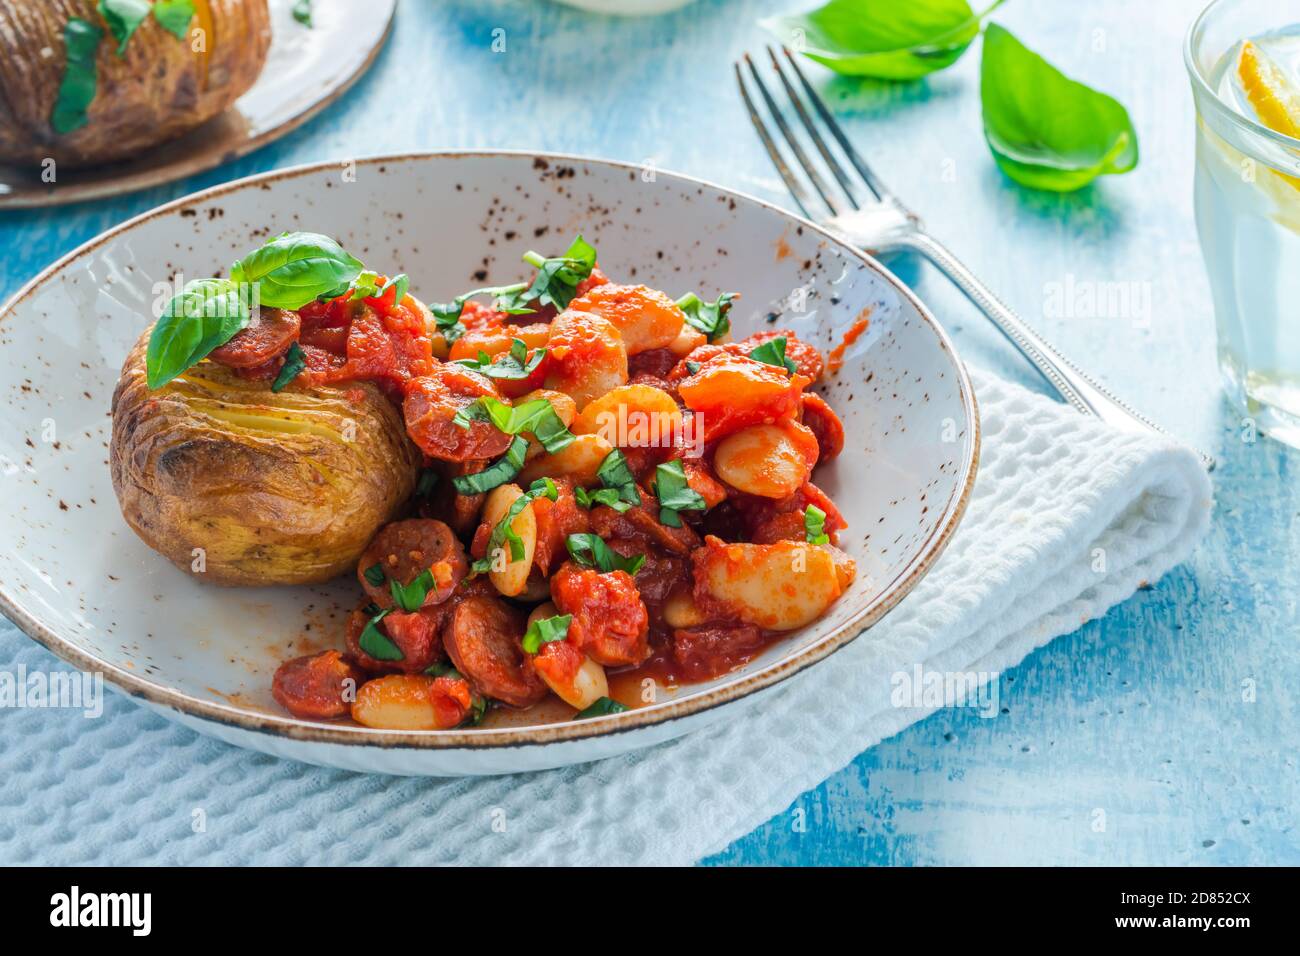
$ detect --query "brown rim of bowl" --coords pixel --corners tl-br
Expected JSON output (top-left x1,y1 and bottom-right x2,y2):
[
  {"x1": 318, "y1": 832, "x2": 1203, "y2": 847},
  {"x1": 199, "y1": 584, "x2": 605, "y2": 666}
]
[
  {"x1": 0, "y1": 150, "x2": 981, "y2": 751},
  {"x1": 0, "y1": 0, "x2": 396, "y2": 209}
]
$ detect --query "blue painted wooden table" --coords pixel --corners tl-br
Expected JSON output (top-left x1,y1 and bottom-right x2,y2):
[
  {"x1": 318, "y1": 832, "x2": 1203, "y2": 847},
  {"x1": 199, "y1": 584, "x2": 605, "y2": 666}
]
[{"x1": 1, "y1": 0, "x2": 1295, "y2": 865}]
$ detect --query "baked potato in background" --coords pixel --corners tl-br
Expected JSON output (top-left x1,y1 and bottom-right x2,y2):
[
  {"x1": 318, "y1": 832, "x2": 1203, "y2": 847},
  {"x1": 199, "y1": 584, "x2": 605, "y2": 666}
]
[
  {"x1": 0, "y1": 0, "x2": 272, "y2": 167},
  {"x1": 111, "y1": 327, "x2": 422, "y2": 587}
]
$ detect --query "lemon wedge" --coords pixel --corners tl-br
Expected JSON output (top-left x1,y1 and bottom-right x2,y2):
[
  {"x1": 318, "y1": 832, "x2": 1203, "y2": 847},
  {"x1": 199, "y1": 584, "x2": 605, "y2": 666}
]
[{"x1": 1238, "y1": 40, "x2": 1300, "y2": 138}]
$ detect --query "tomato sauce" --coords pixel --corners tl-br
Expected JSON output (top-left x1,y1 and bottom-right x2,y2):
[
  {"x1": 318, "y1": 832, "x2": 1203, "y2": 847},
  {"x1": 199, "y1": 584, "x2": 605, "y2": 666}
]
[{"x1": 826, "y1": 310, "x2": 871, "y2": 375}]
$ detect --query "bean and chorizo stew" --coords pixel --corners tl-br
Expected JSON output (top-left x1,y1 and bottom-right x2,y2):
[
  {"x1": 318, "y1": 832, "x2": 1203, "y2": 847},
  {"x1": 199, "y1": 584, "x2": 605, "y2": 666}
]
[{"x1": 122, "y1": 232, "x2": 856, "y2": 730}]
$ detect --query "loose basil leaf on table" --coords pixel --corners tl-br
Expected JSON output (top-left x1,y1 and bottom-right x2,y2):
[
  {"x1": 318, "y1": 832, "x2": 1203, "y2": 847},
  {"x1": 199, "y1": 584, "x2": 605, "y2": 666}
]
[
  {"x1": 146, "y1": 278, "x2": 253, "y2": 388},
  {"x1": 749, "y1": 336, "x2": 798, "y2": 374},
  {"x1": 652, "y1": 460, "x2": 707, "y2": 528},
  {"x1": 565, "y1": 533, "x2": 646, "y2": 576},
  {"x1": 51, "y1": 18, "x2": 104, "y2": 135},
  {"x1": 521, "y1": 614, "x2": 572, "y2": 654},
  {"x1": 676, "y1": 291, "x2": 735, "y2": 342},
  {"x1": 271, "y1": 342, "x2": 306, "y2": 393},
  {"x1": 152, "y1": 0, "x2": 196, "y2": 39},
  {"x1": 980, "y1": 23, "x2": 1139, "y2": 192},
  {"x1": 230, "y1": 232, "x2": 365, "y2": 310},
  {"x1": 762, "y1": 0, "x2": 1000, "y2": 80},
  {"x1": 99, "y1": 0, "x2": 152, "y2": 55}
]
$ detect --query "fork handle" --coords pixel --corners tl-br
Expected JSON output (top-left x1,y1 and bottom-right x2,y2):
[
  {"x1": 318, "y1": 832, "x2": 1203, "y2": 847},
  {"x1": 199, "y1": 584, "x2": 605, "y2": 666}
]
[{"x1": 900, "y1": 231, "x2": 1214, "y2": 471}]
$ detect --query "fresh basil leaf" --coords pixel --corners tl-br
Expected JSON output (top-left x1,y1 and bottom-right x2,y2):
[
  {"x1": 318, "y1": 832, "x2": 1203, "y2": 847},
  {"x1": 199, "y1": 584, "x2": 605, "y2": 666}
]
[
  {"x1": 980, "y1": 23, "x2": 1138, "y2": 192},
  {"x1": 565, "y1": 534, "x2": 646, "y2": 576},
  {"x1": 430, "y1": 283, "x2": 533, "y2": 342},
  {"x1": 350, "y1": 271, "x2": 410, "y2": 305},
  {"x1": 270, "y1": 342, "x2": 306, "y2": 392},
  {"x1": 652, "y1": 460, "x2": 707, "y2": 528},
  {"x1": 521, "y1": 614, "x2": 572, "y2": 654},
  {"x1": 805, "y1": 504, "x2": 830, "y2": 545},
  {"x1": 685, "y1": 360, "x2": 701, "y2": 376},
  {"x1": 749, "y1": 336, "x2": 798, "y2": 374},
  {"x1": 389, "y1": 569, "x2": 435, "y2": 612},
  {"x1": 362, "y1": 563, "x2": 386, "y2": 587},
  {"x1": 425, "y1": 661, "x2": 460, "y2": 678},
  {"x1": 463, "y1": 694, "x2": 490, "y2": 726},
  {"x1": 676, "y1": 292, "x2": 736, "y2": 342},
  {"x1": 99, "y1": 0, "x2": 151, "y2": 55},
  {"x1": 595, "y1": 449, "x2": 636, "y2": 490},
  {"x1": 146, "y1": 278, "x2": 253, "y2": 389},
  {"x1": 359, "y1": 609, "x2": 403, "y2": 661},
  {"x1": 51, "y1": 18, "x2": 103, "y2": 135},
  {"x1": 455, "y1": 340, "x2": 547, "y2": 381},
  {"x1": 496, "y1": 236, "x2": 597, "y2": 313},
  {"x1": 576, "y1": 487, "x2": 635, "y2": 513},
  {"x1": 453, "y1": 436, "x2": 528, "y2": 495},
  {"x1": 230, "y1": 232, "x2": 365, "y2": 310},
  {"x1": 470, "y1": 478, "x2": 559, "y2": 575},
  {"x1": 763, "y1": 0, "x2": 997, "y2": 80},
  {"x1": 455, "y1": 396, "x2": 575, "y2": 454},
  {"x1": 151, "y1": 0, "x2": 195, "y2": 39},
  {"x1": 415, "y1": 468, "x2": 439, "y2": 497},
  {"x1": 575, "y1": 696, "x2": 629, "y2": 719},
  {"x1": 292, "y1": 0, "x2": 313, "y2": 27}
]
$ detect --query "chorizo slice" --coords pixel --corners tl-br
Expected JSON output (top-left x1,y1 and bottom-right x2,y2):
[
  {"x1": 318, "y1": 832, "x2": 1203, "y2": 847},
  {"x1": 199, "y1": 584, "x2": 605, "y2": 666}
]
[
  {"x1": 272, "y1": 650, "x2": 364, "y2": 720},
  {"x1": 672, "y1": 625, "x2": 767, "y2": 682},
  {"x1": 404, "y1": 364, "x2": 513, "y2": 462},
  {"x1": 444, "y1": 595, "x2": 548, "y2": 708},
  {"x1": 345, "y1": 601, "x2": 451, "y2": 674},
  {"x1": 800, "y1": 392, "x2": 845, "y2": 462},
  {"x1": 209, "y1": 308, "x2": 301, "y2": 369},
  {"x1": 358, "y1": 519, "x2": 468, "y2": 609}
]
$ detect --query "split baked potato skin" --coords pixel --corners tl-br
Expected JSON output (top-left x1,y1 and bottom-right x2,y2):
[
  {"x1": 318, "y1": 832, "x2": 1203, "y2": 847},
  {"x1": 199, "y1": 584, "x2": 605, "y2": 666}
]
[
  {"x1": 0, "y1": 0, "x2": 271, "y2": 167},
  {"x1": 111, "y1": 328, "x2": 422, "y2": 587}
]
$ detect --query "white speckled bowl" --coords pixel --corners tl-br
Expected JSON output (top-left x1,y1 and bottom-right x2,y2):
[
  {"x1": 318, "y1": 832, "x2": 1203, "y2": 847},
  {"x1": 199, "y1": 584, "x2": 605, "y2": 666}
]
[{"x1": 0, "y1": 152, "x2": 978, "y2": 775}]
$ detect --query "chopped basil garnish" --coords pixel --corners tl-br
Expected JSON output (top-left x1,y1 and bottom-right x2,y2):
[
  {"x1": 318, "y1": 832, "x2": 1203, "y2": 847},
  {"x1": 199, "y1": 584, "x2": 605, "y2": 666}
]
[
  {"x1": 292, "y1": 0, "x2": 313, "y2": 27},
  {"x1": 684, "y1": 360, "x2": 701, "y2": 376},
  {"x1": 271, "y1": 342, "x2": 306, "y2": 392},
  {"x1": 390, "y1": 568, "x2": 435, "y2": 612},
  {"x1": 349, "y1": 271, "x2": 409, "y2": 305},
  {"x1": 565, "y1": 533, "x2": 646, "y2": 576},
  {"x1": 575, "y1": 696, "x2": 629, "y2": 719},
  {"x1": 575, "y1": 450, "x2": 642, "y2": 513},
  {"x1": 470, "y1": 478, "x2": 559, "y2": 575},
  {"x1": 99, "y1": 0, "x2": 151, "y2": 55},
  {"x1": 676, "y1": 291, "x2": 736, "y2": 342},
  {"x1": 51, "y1": 18, "x2": 103, "y2": 135},
  {"x1": 359, "y1": 608, "x2": 402, "y2": 661},
  {"x1": 805, "y1": 505, "x2": 830, "y2": 545},
  {"x1": 652, "y1": 459, "x2": 707, "y2": 528},
  {"x1": 152, "y1": 0, "x2": 196, "y2": 39},
  {"x1": 454, "y1": 339, "x2": 547, "y2": 381},
  {"x1": 495, "y1": 235, "x2": 598, "y2": 313},
  {"x1": 749, "y1": 336, "x2": 798, "y2": 374},
  {"x1": 453, "y1": 396, "x2": 575, "y2": 454},
  {"x1": 521, "y1": 613, "x2": 572, "y2": 654},
  {"x1": 425, "y1": 661, "x2": 460, "y2": 678},
  {"x1": 452, "y1": 436, "x2": 528, "y2": 495},
  {"x1": 362, "y1": 563, "x2": 386, "y2": 587}
]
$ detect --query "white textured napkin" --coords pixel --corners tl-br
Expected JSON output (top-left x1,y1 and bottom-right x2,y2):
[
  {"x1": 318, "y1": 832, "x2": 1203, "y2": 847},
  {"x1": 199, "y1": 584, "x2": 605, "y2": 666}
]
[{"x1": 0, "y1": 367, "x2": 1213, "y2": 865}]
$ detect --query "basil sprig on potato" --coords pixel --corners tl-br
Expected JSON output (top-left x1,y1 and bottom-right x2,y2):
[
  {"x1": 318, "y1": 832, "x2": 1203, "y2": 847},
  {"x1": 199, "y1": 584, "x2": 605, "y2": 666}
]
[{"x1": 145, "y1": 231, "x2": 365, "y2": 389}]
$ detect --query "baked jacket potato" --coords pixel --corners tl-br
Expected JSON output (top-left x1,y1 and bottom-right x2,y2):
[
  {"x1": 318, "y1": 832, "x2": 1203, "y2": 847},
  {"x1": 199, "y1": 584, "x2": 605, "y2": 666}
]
[
  {"x1": 0, "y1": 0, "x2": 271, "y2": 167},
  {"x1": 111, "y1": 327, "x2": 422, "y2": 587}
]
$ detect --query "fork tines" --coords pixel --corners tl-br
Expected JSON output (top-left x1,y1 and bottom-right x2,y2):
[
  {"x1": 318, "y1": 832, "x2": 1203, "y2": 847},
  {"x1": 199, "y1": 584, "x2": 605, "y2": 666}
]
[{"x1": 735, "y1": 46, "x2": 896, "y2": 218}]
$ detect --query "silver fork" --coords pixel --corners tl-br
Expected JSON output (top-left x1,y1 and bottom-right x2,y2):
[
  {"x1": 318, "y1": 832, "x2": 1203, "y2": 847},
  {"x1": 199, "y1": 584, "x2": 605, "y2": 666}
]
[{"x1": 736, "y1": 47, "x2": 1214, "y2": 471}]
